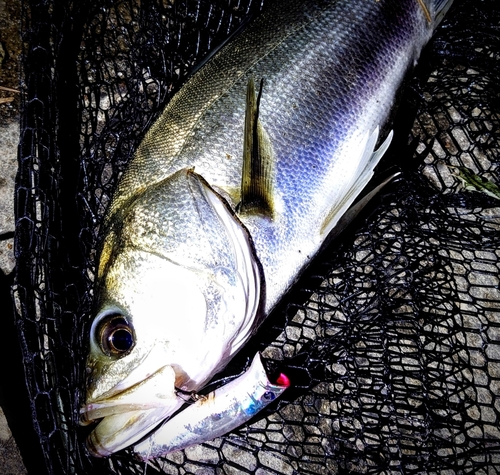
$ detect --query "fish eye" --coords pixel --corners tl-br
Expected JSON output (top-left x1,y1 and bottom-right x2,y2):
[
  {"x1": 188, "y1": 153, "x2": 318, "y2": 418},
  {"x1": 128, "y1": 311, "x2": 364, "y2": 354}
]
[{"x1": 96, "y1": 314, "x2": 135, "y2": 357}]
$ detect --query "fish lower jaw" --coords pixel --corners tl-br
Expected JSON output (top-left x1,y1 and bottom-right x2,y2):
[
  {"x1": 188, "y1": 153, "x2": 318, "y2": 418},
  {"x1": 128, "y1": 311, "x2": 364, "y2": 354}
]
[
  {"x1": 81, "y1": 364, "x2": 184, "y2": 456},
  {"x1": 86, "y1": 429, "x2": 117, "y2": 458},
  {"x1": 84, "y1": 402, "x2": 184, "y2": 457},
  {"x1": 79, "y1": 399, "x2": 180, "y2": 455},
  {"x1": 84, "y1": 411, "x2": 148, "y2": 458},
  {"x1": 80, "y1": 407, "x2": 157, "y2": 457},
  {"x1": 85, "y1": 420, "x2": 143, "y2": 458}
]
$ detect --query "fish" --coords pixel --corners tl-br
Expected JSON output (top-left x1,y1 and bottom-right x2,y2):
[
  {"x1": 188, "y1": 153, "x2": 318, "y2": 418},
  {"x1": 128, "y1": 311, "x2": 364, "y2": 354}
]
[{"x1": 81, "y1": 0, "x2": 455, "y2": 459}]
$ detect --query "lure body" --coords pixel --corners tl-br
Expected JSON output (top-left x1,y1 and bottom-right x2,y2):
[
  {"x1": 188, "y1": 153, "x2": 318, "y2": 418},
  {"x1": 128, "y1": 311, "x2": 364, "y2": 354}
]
[{"x1": 135, "y1": 353, "x2": 290, "y2": 459}]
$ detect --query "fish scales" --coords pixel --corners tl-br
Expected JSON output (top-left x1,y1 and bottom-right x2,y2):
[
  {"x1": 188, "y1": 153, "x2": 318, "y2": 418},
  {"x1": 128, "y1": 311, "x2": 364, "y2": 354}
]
[
  {"x1": 83, "y1": 0, "x2": 453, "y2": 459},
  {"x1": 106, "y1": 0, "x2": 430, "y2": 313}
]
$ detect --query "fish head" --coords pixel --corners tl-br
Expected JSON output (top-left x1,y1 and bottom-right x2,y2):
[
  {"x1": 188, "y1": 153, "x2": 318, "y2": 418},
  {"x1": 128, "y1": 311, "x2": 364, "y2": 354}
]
[{"x1": 82, "y1": 168, "x2": 263, "y2": 456}]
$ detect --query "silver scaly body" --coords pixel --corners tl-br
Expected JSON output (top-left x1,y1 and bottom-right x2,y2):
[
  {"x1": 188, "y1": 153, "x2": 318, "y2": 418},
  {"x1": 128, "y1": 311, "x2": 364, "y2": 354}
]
[{"x1": 82, "y1": 0, "x2": 454, "y2": 458}]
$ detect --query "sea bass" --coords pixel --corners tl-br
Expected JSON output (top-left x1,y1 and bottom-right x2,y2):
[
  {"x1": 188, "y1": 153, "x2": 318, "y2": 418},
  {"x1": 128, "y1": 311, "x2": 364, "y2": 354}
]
[{"x1": 81, "y1": 0, "x2": 454, "y2": 458}]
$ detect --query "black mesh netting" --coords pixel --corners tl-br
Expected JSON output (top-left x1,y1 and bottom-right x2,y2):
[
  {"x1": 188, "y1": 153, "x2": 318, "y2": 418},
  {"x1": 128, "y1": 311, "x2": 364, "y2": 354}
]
[{"x1": 11, "y1": 0, "x2": 500, "y2": 473}]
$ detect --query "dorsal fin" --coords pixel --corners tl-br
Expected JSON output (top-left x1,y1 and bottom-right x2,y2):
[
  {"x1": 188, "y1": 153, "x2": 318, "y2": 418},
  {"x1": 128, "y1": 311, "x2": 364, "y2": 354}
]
[{"x1": 238, "y1": 78, "x2": 275, "y2": 217}]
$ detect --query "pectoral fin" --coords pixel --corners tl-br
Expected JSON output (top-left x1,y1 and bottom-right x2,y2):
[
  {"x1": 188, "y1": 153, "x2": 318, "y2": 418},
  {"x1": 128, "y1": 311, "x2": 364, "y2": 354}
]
[
  {"x1": 321, "y1": 168, "x2": 402, "y2": 249},
  {"x1": 320, "y1": 128, "x2": 394, "y2": 239},
  {"x1": 432, "y1": 0, "x2": 455, "y2": 27},
  {"x1": 238, "y1": 78, "x2": 275, "y2": 217}
]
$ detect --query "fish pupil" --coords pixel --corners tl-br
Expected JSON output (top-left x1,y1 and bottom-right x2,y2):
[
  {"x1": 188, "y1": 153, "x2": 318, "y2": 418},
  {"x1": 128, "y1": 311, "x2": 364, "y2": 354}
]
[
  {"x1": 96, "y1": 314, "x2": 135, "y2": 356},
  {"x1": 110, "y1": 328, "x2": 134, "y2": 353}
]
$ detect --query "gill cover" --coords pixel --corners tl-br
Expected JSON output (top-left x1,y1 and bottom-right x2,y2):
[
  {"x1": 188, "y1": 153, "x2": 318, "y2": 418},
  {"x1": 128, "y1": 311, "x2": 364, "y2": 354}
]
[{"x1": 94, "y1": 167, "x2": 264, "y2": 375}]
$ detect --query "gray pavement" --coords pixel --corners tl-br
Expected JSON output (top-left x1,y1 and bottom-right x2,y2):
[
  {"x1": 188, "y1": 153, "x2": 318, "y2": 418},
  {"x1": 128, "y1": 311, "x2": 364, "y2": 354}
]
[{"x1": 1, "y1": 0, "x2": 29, "y2": 473}]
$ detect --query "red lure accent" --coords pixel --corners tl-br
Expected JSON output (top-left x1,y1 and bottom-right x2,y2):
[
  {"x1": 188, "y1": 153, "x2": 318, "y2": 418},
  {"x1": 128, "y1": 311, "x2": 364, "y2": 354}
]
[{"x1": 275, "y1": 373, "x2": 291, "y2": 388}]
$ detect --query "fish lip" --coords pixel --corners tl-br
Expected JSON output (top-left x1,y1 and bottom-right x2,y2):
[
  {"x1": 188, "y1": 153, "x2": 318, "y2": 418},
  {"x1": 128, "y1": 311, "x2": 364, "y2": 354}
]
[{"x1": 80, "y1": 363, "x2": 178, "y2": 425}]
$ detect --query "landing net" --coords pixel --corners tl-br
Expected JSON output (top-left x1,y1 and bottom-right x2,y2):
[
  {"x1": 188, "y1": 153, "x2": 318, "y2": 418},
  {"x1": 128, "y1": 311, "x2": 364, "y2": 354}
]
[{"x1": 13, "y1": 0, "x2": 500, "y2": 473}]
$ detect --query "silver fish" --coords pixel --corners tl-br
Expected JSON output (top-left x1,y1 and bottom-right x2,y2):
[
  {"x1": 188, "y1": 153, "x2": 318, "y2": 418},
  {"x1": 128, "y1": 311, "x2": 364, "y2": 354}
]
[{"x1": 81, "y1": 0, "x2": 454, "y2": 458}]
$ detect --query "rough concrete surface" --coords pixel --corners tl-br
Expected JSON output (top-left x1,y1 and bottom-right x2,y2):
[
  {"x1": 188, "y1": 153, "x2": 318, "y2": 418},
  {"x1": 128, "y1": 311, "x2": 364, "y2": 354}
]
[
  {"x1": 0, "y1": 0, "x2": 29, "y2": 472},
  {"x1": 0, "y1": 119, "x2": 17, "y2": 273},
  {"x1": 0, "y1": 0, "x2": 19, "y2": 276}
]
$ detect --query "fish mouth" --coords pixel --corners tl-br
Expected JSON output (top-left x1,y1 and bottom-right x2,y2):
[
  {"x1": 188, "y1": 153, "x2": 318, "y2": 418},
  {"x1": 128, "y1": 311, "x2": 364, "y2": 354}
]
[
  {"x1": 81, "y1": 364, "x2": 178, "y2": 423},
  {"x1": 80, "y1": 364, "x2": 184, "y2": 457}
]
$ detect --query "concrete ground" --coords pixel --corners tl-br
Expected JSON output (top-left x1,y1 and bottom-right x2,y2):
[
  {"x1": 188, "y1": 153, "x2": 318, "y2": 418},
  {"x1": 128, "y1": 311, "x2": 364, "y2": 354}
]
[
  {"x1": 0, "y1": 0, "x2": 29, "y2": 473},
  {"x1": 0, "y1": 0, "x2": 18, "y2": 274}
]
